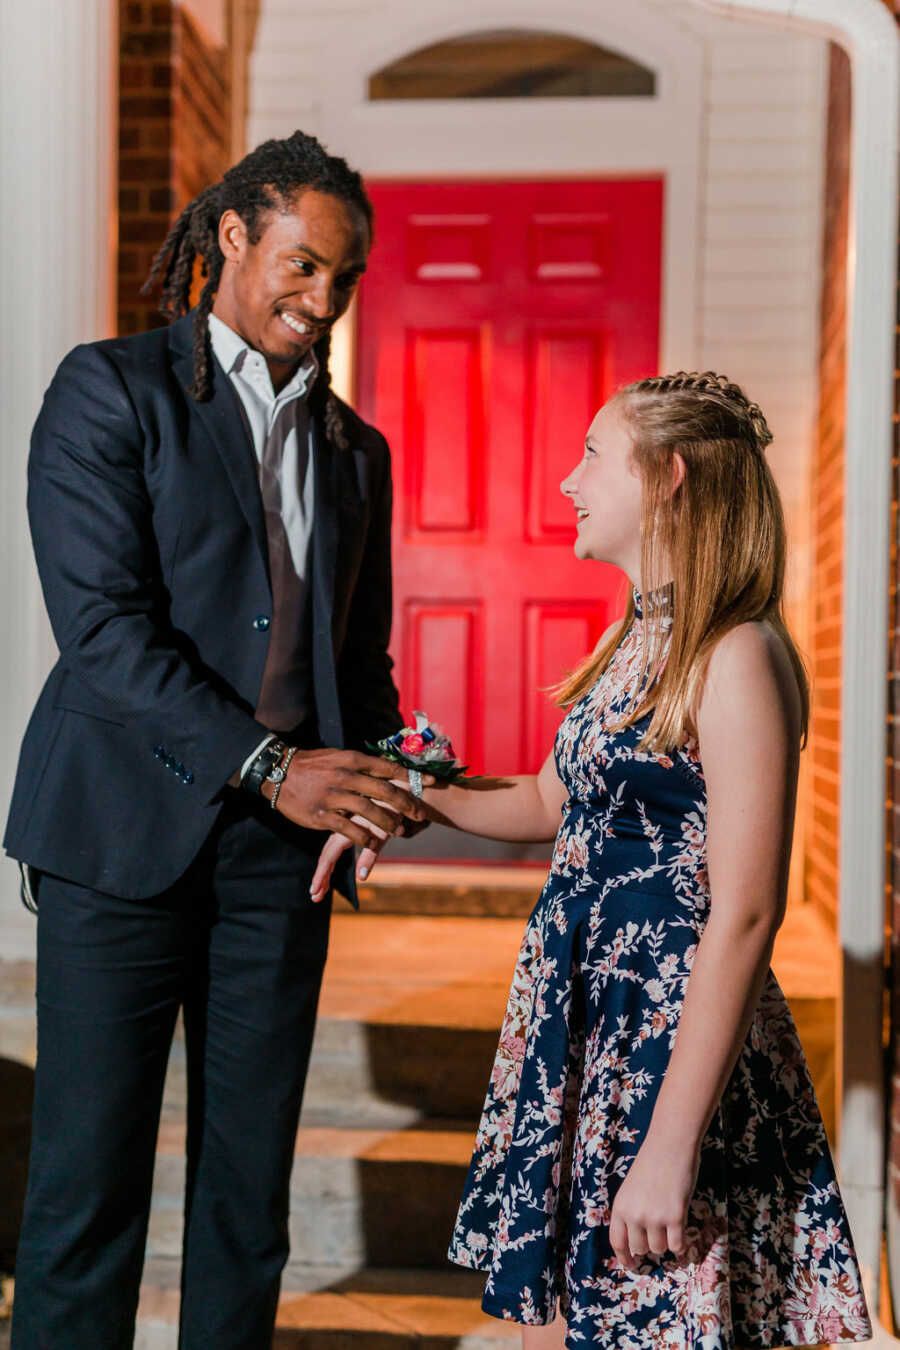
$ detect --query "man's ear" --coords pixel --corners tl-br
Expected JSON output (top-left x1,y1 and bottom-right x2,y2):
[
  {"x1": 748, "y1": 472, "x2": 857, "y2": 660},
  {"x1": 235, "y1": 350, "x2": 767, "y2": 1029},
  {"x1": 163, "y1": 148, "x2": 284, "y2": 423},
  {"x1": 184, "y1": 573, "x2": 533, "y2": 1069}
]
[
  {"x1": 671, "y1": 451, "x2": 687, "y2": 495},
  {"x1": 218, "y1": 209, "x2": 248, "y2": 265}
]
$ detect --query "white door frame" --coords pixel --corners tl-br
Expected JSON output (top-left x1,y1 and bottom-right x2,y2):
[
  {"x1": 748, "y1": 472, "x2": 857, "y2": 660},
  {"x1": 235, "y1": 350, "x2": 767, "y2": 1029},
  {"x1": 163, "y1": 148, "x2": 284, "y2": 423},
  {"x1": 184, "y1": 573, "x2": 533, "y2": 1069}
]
[{"x1": 682, "y1": 0, "x2": 900, "y2": 1315}]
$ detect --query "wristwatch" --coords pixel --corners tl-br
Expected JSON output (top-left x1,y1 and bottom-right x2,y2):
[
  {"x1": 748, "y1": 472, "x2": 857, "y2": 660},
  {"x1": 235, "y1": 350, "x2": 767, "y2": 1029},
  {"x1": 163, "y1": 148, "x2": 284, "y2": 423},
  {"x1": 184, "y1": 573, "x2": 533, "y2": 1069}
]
[{"x1": 244, "y1": 739, "x2": 288, "y2": 796}]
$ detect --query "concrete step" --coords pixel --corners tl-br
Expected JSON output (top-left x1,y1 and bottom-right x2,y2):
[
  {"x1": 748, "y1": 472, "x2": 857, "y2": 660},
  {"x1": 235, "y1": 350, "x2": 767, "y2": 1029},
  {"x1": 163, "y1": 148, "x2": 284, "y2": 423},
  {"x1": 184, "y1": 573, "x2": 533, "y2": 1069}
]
[
  {"x1": 358, "y1": 863, "x2": 544, "y2": 918},
  {"x1": 311, "y1": 908, "x2": 839, "y2": 1140},
  {"x1": 136, "y1": 1264, "x2": 517, "y2": 1350},
  {"x1": 157, "y1": 915, "x2": 523, "y2": 1128},
  {"x1": 0, "y1": 960, "x2": 36, "y2": 1070},
  {"x1": 149, "y1": 1123, "x2": 476, "y2": 1271},
  {"x1": 159, "y1": 1011, "x2": 503, "y2": 1131},
  {"x1": 3, "y1": 901, "x2": 840, "y2": 1131},
  {"x1": 3, "y1": 903, "x2": 840, "y2": 1137},
  {"x1": 157, "y1": 1029, "x2": 477, "y2": 1134}
]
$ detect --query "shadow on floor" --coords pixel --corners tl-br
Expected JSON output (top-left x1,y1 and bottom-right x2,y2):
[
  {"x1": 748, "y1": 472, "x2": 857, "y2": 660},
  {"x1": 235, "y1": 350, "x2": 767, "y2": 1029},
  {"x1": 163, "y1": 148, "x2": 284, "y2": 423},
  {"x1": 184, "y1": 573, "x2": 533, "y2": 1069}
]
[
  {"x1": 0, "y1": 1058, "x2": 32, "y2": 1274},
  {"x1": 0, "y1": 1057, "x2": 32, "y2": 1349}
]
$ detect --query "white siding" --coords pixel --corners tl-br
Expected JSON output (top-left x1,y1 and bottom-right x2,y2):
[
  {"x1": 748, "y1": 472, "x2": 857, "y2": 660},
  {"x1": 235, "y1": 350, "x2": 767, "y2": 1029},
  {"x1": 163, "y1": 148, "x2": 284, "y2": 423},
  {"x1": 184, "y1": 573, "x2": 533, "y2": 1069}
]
[{"x1": 695, "y1": 18, "x2": 825, "y2": 641}]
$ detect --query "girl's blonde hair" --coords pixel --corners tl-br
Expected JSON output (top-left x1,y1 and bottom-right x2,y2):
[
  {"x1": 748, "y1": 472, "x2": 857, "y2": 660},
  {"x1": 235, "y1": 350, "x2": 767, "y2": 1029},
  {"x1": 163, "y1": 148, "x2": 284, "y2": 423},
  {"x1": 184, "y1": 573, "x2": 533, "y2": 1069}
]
[{"x1": 553, "y1": 370, "x2": 810, "y2": 752}]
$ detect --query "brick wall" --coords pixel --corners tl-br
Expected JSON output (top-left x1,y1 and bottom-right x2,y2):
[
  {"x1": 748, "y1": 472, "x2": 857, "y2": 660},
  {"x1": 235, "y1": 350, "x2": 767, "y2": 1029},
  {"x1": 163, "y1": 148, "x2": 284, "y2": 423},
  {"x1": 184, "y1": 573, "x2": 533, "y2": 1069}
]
[
  {"x1": 805, "y1": 42, "x2": 850, "y2": 931},
  {"x1": 172, "y1": 10, "x2": 230, "y2": 221},
  {"x1": 117, "y1": 0, "x2": 230, "y2": 336}
]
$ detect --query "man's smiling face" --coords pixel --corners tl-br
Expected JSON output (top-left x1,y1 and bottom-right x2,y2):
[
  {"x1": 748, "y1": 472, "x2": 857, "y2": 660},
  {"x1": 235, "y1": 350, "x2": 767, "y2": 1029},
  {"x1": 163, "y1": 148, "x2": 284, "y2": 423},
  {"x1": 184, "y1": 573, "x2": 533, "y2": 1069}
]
[{"x1": 213, "y1": 187, "x2": 370, "y2": 388}]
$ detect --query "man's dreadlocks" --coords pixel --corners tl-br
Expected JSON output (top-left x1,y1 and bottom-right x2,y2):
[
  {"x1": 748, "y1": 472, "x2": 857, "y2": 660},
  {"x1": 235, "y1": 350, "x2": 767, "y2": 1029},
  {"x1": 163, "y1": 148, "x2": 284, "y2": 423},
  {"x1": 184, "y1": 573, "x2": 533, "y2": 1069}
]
[{"x1": 141, "y1": 130, "x2": 373, "y2": 450}]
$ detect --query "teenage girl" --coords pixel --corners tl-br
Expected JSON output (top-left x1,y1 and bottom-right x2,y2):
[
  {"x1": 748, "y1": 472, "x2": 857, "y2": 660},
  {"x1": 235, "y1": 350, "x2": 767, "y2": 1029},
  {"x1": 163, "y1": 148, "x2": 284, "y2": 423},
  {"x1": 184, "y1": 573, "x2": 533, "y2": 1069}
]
[{"x1": 311, "y1": 372, "x2": 871, "y2": 1350}]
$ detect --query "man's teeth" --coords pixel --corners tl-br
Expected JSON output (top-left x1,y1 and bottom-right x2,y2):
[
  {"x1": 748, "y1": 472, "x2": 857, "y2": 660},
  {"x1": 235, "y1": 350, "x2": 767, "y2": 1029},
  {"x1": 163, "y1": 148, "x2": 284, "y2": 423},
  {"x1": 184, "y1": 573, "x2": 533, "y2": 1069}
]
[
  {"x1": 576, "y1": 509, "x2": 589, "y2": 519},
  {"x1": 280, "y1": 313, "x2": 310, "y2": 335}
]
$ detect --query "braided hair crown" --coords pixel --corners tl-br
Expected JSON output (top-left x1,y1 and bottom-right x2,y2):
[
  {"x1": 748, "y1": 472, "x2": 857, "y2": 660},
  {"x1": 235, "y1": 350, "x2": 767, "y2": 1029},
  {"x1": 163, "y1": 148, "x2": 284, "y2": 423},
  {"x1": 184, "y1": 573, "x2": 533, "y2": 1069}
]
[
  {"x1": 141, "y1": 130, "x2": 374, "y2": 447},
  {"x1": 624, "y1": 370, "x2": 773, "y2": 453}
]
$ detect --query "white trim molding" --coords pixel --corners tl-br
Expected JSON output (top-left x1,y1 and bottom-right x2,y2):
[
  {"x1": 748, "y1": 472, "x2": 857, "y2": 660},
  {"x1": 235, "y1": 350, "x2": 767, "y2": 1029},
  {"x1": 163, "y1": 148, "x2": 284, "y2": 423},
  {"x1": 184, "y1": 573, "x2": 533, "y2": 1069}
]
[{"x1": 684, "y1": 0, "x2": 900, "y2": 1323}]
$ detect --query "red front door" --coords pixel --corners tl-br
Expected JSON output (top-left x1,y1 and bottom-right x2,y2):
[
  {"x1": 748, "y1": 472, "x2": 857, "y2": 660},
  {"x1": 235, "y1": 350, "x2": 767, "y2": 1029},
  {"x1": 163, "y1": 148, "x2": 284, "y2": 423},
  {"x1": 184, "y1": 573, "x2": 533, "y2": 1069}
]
[{"x1": 356, "y1": 178, "x2": 663, "y2": 775}]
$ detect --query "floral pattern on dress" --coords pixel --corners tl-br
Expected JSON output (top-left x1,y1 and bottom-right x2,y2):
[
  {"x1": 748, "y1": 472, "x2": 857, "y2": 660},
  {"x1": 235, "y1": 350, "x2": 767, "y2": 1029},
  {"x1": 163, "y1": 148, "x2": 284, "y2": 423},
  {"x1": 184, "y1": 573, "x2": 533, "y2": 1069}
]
[{"x1": 448, "y1": 586, "x2": 871, "y2": 1349}]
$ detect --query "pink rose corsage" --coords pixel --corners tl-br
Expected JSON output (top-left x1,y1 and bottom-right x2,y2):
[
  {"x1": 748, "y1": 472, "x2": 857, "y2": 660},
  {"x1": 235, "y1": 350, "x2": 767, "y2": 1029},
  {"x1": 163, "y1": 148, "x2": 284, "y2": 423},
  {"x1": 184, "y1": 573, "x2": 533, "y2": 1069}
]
[{"x1": 368, "y1": 711, "x2": 467, "y2": 797}]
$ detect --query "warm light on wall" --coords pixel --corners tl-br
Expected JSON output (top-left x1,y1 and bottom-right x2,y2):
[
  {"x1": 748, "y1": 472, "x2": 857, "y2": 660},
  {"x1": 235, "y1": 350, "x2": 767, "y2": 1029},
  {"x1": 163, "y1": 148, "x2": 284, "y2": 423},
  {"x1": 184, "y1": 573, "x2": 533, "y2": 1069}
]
[
  {"x1": 179, "y1": 0, "x2": 228, "y2": 48},
  {"x1": 329, "y1": 295, "x2": 357, "y2": 405}
]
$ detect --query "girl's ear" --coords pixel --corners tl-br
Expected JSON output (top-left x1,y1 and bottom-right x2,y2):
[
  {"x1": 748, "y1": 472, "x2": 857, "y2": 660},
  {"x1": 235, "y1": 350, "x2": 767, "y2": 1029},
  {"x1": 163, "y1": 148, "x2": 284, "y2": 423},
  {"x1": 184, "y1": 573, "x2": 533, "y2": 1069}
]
[{"x1": 671, "y1": 451, "x2": 687, "y2": 495}]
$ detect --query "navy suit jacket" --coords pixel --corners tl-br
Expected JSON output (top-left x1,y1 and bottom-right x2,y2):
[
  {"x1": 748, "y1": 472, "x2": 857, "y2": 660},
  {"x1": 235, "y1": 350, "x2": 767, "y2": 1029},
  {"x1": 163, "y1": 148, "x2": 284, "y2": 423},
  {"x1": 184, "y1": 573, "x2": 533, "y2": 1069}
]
[{"x1": 4, "y1": 311, "x2": 403, "y2": 902}]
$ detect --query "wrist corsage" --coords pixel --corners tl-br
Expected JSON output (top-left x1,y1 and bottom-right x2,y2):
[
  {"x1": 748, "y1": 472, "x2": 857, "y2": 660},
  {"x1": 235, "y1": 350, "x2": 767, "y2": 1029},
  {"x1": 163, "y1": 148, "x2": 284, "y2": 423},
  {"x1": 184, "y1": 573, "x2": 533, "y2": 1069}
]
[{"x1": 367, "y1": 711, "x2": 467, "y2": 797}]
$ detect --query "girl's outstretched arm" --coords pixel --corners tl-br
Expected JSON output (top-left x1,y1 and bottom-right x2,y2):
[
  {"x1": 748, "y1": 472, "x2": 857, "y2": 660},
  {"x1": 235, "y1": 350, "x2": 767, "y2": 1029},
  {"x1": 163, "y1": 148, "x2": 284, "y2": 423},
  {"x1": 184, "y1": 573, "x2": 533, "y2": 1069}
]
[{"x1": 608, "y1": 619, "x2": 802, "y2": 1268}]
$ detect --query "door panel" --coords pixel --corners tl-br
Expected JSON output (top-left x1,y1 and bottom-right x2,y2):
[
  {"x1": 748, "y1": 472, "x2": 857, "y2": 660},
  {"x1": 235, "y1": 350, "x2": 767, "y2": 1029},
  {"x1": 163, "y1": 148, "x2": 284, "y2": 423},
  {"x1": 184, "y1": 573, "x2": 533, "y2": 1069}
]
[
  {"x1": 527, "y1": 329, "x2": 609, "y2": 540},
  {"x1": 406, "y1": 329, "x2": 485, "y2": 534},
  {"x1": 403, "y1": 600, "x2": 484, "y2": 770},
  {"x1": 357, "y1": 179, "x2": 663, "y2": 779}
]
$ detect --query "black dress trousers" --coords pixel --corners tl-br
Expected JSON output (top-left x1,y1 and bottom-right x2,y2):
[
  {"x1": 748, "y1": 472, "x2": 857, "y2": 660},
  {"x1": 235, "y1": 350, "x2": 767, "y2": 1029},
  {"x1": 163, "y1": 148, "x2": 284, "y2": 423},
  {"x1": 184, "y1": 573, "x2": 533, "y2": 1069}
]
[{"x1": 11, "y1": 792, "x2": 333, "y2": 1350}]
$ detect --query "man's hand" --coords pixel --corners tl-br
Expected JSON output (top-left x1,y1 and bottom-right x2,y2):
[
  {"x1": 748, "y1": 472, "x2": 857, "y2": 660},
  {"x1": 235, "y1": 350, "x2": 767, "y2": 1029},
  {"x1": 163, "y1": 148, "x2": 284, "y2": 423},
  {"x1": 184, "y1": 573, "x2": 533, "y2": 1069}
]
[{"x1": 261, "y1": 747, "x2": 430, "y2": 848}]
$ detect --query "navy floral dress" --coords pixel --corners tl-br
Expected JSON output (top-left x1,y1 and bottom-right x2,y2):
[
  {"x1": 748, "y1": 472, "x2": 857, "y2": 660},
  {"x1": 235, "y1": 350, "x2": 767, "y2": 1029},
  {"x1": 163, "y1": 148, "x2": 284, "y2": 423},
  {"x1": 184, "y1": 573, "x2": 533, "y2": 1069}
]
[{"x1": 449, "y1": 587, "x2": 871, "y2": 1349}]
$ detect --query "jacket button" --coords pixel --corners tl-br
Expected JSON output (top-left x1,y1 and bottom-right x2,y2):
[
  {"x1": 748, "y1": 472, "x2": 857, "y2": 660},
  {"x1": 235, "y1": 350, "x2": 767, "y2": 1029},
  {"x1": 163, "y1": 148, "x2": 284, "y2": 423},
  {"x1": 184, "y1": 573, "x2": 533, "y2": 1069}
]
[
  {"x1": 253, "y1": 615, "x2": 270, "y2": 632},
  {"x1": 183, "y1": 771, "x2": 194, "y2": 786}
]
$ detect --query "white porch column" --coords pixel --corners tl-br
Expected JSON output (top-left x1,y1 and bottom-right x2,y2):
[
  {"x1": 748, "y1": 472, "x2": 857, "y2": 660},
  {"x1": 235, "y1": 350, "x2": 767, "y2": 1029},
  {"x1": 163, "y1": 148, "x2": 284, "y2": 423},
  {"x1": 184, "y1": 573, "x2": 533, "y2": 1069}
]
[{"x1": 0, "y1": 0, "x2": 118, "y2": 959}]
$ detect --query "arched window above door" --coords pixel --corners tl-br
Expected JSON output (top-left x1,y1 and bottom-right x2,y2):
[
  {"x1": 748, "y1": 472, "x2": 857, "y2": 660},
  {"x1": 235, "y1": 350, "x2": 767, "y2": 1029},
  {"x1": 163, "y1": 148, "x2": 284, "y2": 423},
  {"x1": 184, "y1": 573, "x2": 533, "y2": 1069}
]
[{"x1": 368, "y1": 30, "x2": 656, "y2": 100}]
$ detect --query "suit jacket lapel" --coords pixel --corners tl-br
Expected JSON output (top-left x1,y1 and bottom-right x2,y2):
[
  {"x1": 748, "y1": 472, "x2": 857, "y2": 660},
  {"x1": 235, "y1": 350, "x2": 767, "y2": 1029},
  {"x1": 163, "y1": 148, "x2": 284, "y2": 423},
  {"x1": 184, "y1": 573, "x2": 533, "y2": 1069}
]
[
  {"x1": 311, "y1": 416, "x2": 337, "y2": 628},
  {"x1": 309, "y1": 417, "x2": 357, "y2": 906},
  {"x1": 310, "y1": 416, "x2": 344, "y2": 748},
  {"x1": 169, "y1": 317, "x2": 270, "y2": 585}
]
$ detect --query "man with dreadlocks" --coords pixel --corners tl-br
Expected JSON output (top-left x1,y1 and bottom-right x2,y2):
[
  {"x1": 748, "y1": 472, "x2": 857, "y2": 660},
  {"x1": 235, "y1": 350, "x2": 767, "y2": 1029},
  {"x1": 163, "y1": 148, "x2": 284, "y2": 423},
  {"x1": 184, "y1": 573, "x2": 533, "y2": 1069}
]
[{"x1": 5, "y1": 130, "x2": 424, "y2": 1349}]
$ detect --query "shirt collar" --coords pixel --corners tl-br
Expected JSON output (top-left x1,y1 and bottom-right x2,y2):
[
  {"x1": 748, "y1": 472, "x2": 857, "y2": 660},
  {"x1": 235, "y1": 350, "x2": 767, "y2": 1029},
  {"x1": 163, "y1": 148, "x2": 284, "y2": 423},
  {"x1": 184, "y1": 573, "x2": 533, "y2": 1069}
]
[{"x1": 208, "y1": 312, "x2": 319, "y2": 402}]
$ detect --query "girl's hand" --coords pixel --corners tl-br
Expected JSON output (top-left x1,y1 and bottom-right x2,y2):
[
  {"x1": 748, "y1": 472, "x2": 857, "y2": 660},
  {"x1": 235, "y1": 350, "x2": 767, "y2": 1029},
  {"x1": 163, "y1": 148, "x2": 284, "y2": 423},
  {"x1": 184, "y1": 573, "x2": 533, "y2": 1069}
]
[
  {"x1": 309, "y1": 824, "x2": 388, "y2": 901},
  {"x1": 310, "y1": 831, "x2": 351, "y2": 901},
  {"x1": 309, "y1": 772, "x2": 424, "y2": 900},
  {"x1": 608, "y1": 1136, "x2": 698, "y2": 1270},
  {"x1": 310, "y1": 788, "x2": 407, "y2": 896}
]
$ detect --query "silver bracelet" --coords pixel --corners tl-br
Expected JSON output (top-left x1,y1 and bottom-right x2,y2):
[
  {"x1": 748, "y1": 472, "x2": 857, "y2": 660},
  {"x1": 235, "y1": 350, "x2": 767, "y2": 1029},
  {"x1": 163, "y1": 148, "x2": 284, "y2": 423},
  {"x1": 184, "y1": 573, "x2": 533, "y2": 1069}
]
[{"x1": 269, "y1": 744, "x2": 298, "y2": 812}]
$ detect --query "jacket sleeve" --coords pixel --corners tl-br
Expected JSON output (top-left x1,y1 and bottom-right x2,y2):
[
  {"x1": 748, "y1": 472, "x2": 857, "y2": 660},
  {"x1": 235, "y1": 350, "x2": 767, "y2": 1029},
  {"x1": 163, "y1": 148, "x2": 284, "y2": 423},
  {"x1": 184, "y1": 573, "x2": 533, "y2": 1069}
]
[
  {"x1": 27, "y1": 343, "x2": 269, "y2": 801},
  {"x1": 335, "y1": 432, "x2": 403, "y2": 751}
]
